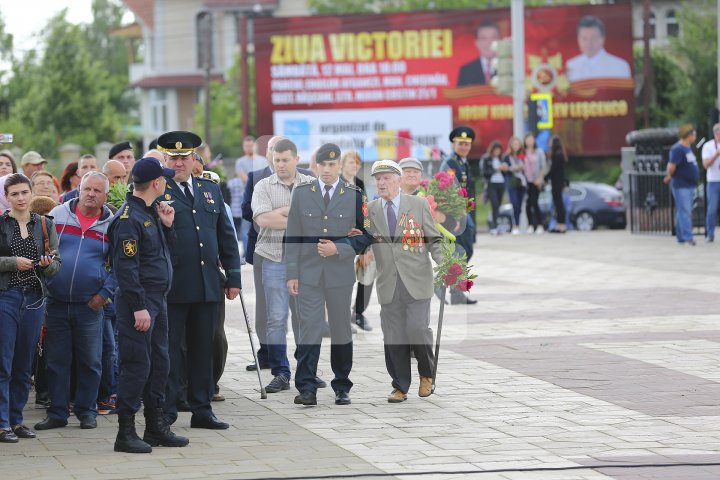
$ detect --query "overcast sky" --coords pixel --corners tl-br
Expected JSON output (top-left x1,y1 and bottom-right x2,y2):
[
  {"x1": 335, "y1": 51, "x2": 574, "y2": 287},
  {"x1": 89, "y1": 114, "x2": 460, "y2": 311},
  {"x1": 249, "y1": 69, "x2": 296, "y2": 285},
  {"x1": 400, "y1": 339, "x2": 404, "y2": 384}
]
[{"x1": 3, "y1": 0, "x2": 102, "y2": 54}]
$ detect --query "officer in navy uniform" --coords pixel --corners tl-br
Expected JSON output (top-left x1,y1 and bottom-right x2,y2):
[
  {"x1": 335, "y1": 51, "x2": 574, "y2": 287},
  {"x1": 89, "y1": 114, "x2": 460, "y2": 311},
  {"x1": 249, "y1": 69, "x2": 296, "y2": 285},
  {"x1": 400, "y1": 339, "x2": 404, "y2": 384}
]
[
  {"x1": 109, "y1": 157, "x2": 188, "y2": 453},
  {"x1": 285, "y1": 143, "x2": 372, "y2": 406},
  {"x1": 158, "y1": 131, "x2": 242, "y2": 430},
  {"x1": 440, "y1": 126, "x2": 478, "y2": 305}
]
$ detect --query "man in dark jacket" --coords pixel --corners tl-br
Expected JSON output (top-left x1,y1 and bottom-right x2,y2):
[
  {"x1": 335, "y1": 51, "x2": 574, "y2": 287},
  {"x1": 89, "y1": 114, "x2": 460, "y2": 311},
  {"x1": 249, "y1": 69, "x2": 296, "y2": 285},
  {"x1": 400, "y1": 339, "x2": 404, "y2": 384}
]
[{"x1": 159, "y1": 131, "x2": 241, "y2": 430}]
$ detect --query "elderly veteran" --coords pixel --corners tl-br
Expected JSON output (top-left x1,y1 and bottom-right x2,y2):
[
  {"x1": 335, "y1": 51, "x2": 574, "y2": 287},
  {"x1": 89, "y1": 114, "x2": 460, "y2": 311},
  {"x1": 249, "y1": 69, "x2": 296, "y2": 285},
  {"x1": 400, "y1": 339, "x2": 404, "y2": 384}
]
[{"x1": 366, "y1": 160, "x2": 444, "y2": 403}]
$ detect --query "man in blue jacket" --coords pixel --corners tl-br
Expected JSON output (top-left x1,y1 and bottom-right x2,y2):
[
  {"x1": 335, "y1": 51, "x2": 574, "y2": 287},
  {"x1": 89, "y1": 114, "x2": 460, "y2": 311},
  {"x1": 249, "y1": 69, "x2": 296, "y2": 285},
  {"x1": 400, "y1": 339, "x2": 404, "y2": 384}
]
[{"x1": 36, "y1": 172, "x2": 116, "y2": 431}]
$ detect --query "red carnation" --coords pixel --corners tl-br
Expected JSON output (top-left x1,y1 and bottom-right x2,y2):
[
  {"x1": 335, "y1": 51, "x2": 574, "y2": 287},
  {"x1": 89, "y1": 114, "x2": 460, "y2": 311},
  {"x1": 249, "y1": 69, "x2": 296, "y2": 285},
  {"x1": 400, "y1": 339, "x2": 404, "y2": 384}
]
[
  {"x1": 442, "y1": 274, "x2": 458, "y2": 287},
  {"x1": 434, "y1": 172, "x2": 448, "y2": 181},
  {"x1": 419, "y1": 179, "x2": 430, "y2": 187},
  {"x1": 448, "y1": 263, "x2": 462, "y2": 276},
  {"x1": 457, "y1": 187, "x2": 468, "y2": 198},
  {"x1": 456, "y1": 279, "x2": 474, "y2": 292}
]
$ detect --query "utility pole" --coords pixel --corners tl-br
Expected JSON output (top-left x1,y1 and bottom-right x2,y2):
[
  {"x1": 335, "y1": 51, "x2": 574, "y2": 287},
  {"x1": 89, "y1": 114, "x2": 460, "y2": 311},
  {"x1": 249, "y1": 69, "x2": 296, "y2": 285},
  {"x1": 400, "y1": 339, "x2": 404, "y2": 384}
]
[
  {"x1": 511, "y1": 0, "x2": 525, "y2": 138},
  {"x1": 200, "y1": 11, "x2": 212, "y2": 146},
  {"x1": 642, "y1": 0, "x2": 651, "y2": 128},
  {"x1": 238, "y1": 14, "x2": 249, "y2": 139}
]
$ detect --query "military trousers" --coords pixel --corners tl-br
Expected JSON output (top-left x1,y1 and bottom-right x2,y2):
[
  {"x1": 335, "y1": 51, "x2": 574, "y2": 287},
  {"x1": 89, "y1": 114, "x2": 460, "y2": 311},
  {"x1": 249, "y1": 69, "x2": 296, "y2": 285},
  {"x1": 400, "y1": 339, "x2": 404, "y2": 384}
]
[
  {"x1": 294, "y1": 282, "x2": 353, "y2": 395},
  {"x1": 115, "y1": 290, "x2": 170, "y2": 416}
]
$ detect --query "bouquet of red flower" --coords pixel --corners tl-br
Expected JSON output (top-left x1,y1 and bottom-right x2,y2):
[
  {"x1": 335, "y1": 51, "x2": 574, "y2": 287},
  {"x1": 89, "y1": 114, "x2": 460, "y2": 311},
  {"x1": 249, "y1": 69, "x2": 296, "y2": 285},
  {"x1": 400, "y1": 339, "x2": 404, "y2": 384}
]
[
  {"x1": 418, "y1": 171, "x2": 474, "y2": 221},
  {"x1": 433, "y1": 238, "x2": 476, "y2": 291}
]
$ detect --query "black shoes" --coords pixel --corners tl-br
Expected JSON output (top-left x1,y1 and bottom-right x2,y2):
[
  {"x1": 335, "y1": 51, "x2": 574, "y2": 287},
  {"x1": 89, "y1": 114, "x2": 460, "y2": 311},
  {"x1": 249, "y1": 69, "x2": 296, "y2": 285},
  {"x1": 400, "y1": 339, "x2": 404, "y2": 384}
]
[
  {"x1": 190, "y1": 414, "x2": 229, "y2": 430},
  {"x1": 265, "y1": 375, "x2": 290, "y2": 393},
  {"x1": 450, "y1": 293, "x2": 477, "y2": 305},
  {"x1": 335, "y1": 391, "x2": 351, "y2": 405},
  {"x1": 79, "y1": 415, "x2": 97, "y2": 429},
  {"x1": 177, "y1": 399, "x2": 192, "y2": 412},
  {"x1": 246, "y1": 361, "x2": 270, "y2": 371},
  {"x1": 12, "y1": 425, "x2": 36, "y2": 439},
  {"x1": 353, "y1": 314, "x2": 373, "y2": 332},
  {"x1": 34, "y1": 417, "x2": 68, "y2": 430},
  {"x1": 0, "y1": 428, "x2": 18, "y2": 443},
  {"x1": 294, "y1": 391, "x2": 317, "y2": 406},
  {"x1": 115, "y1": 414, "x2": 152, "y2": 454},
  {"x1": 143, "y1": 407, "x2": 189, "y2": 447},
  {"x1": 315, "y1": 376, "x2": 327, "y2": 389}
]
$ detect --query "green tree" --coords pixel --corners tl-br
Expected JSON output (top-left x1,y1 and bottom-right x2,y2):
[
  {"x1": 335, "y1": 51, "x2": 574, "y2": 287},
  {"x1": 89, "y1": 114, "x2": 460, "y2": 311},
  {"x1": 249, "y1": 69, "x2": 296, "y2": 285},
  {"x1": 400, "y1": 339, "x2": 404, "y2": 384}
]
[
  {"x1": 634, "y1": 47, "x2": 689, "y2": 130},
  {"x1": 7, "y1": 12, "x2": 119, "y2": 156},
  {"x1": 671, "y1": 0, "x2": 718, "y2": 138},
  {"x1": 195, "y1": 55, "x2": 257, "y2": 159}
]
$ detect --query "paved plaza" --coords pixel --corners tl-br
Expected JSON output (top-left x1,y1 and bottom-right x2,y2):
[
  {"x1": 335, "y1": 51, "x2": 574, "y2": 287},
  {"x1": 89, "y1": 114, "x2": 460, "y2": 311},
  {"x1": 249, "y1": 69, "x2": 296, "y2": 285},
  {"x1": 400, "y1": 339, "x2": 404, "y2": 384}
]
[{"x1": 4, "y1": 230, "x2": 720, "y2": 480}]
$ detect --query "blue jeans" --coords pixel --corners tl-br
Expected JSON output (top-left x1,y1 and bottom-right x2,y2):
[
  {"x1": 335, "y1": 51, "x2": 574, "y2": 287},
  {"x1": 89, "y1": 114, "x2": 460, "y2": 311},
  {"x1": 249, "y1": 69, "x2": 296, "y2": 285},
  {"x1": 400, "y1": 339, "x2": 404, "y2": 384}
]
[
  {"x1": 0, "y1": 288, "x2": 44, "y2": 429},
  {"x1": 45, "y1": 299, "x2": 103, "y2": 420},
  {"x1": 98, "y1": 312, "x2": 117, "y2": 400},
  {"x1": 671, "y1": 185, "x2": 695, "y2": 243},
  {"x1": 706, "y1": 182, "x2": 720, "y2": 240},
  {"x1": 262, "y1": 258, "x2": 291, "y2": 379},
  {"x1": 507, "y1": 186, "x2": 526, "y2": 226}
]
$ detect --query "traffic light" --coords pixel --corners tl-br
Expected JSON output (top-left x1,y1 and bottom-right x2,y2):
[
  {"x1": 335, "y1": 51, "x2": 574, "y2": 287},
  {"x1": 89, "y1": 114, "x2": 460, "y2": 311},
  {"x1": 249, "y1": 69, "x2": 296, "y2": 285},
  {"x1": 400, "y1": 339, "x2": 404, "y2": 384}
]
[{"x1": 490, "y1": 37, "x2": 513, "y2": 96}]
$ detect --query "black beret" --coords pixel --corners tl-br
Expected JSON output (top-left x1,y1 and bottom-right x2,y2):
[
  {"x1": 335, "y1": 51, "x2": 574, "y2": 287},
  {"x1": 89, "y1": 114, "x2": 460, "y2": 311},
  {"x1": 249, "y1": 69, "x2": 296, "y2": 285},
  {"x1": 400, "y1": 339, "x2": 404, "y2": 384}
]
[
  {"x1": 109, "y1": 141, "x2": 133, "y2": 159},
  {"x1": 131, "y1": 157, "x2": 176, "y2": 183},
  {"x1": 449, "y1": 126, "x2": 475, "y2": 143},
  {"x1": 157, "y1": 131, "x2": 202, "y2": 156},
  {"x1": 316, "y1": 143, "x2": 341, "y2": 163}
]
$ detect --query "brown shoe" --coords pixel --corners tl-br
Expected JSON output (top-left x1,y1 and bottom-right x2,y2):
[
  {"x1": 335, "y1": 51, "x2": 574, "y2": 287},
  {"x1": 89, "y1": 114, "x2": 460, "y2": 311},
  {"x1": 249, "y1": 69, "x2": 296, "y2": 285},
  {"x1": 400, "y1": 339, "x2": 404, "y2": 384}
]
[
  {"x1": 419, "y1": 376, "x2": 432, "y2": 397},
  {"x1": 387, "y1": 389, "x2": 407, "y2": 403},
  {"x1": 212, "y1": 393, "x2": 225, "y2": 402}
]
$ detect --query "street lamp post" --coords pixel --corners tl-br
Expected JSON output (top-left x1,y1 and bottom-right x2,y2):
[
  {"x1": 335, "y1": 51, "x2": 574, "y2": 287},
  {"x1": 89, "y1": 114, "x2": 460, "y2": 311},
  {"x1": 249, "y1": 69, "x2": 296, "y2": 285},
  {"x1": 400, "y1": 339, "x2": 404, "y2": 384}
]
[{"x1": 511, "y1": 0, "x2": 525, "y2": 139}]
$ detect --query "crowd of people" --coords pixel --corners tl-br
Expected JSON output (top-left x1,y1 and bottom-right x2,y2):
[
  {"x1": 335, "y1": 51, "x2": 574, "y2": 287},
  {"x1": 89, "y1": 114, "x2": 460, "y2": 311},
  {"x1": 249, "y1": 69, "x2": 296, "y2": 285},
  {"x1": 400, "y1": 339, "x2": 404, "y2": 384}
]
[{"x1": 0, "y1": 125, "x2": 484, "y2": 453}]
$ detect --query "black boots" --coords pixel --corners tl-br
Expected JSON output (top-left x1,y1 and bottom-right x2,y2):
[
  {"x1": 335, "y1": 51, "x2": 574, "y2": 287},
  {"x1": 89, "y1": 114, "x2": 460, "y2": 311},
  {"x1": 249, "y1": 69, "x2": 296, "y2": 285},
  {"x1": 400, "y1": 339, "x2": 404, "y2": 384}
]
[
  {"x1": 114, "y1": 414, "x2": 152, "y2": 453},
  {"x1": 143, "y1": 407, "x2": 189, "y2": 447}
]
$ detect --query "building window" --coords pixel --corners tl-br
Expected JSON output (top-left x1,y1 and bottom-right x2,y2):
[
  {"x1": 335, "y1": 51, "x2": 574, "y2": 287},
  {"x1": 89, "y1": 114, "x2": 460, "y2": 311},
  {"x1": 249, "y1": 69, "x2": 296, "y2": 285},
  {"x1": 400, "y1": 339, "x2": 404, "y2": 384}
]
[
  {"x1": 648, "y1": 12, "x2": 656, "y2": 39},
  {"x1": 150, "y1": 89, "x2": 168, "y2": 132},
  {"x1": 666, "y1": 10, "x2": 679, "y2": 38},
  {"x1": 197, "y1": 12, "x2": 214, "y2": 69}
]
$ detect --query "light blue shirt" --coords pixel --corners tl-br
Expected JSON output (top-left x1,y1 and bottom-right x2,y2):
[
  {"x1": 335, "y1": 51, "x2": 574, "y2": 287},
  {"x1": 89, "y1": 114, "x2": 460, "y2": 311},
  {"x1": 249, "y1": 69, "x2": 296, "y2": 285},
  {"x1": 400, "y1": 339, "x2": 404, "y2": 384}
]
[{"x1": 381, "y1": 191, "x2": 401, "y2": 234}]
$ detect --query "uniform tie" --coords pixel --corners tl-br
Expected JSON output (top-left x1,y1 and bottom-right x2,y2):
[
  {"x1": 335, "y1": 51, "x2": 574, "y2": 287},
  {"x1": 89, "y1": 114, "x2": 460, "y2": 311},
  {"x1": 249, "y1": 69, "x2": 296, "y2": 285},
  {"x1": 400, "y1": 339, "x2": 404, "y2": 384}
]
[
  {"x1": 386, "y1": 200, "x2": 396, "y2": 240},
  {"x1": 181, "y1": 181, "x2": 194, "y2": 203},
  {"x1": 323, "y1": 184, "x2": 332, "y2": 207}
]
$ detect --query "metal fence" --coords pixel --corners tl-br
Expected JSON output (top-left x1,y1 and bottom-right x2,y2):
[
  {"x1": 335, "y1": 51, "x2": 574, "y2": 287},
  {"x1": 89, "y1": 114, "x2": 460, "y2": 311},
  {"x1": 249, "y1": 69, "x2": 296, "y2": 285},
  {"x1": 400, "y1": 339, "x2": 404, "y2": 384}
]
[{"x1": 628, "y1": 153, "x2": 706, "y2": 237}]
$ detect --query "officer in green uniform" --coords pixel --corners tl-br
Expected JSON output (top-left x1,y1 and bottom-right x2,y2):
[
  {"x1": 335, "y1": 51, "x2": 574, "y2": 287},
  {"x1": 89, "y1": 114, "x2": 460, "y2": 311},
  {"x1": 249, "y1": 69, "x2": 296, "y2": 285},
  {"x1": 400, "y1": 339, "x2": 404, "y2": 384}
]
[
  {"x1": 285, "y1": 143, "x2": 372, "y2": 406},
  {"x1": 158, "y1": 131, "x2": 241, "y2": 429},
  {"x1": 109, "y1": 157, "x2": 188, "y2": 453}
]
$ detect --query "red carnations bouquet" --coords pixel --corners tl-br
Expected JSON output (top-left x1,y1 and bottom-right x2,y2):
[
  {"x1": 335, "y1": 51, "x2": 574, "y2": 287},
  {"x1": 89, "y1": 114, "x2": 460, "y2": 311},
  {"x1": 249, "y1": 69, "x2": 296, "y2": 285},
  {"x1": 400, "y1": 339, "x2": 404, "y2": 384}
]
[
  {"x1": 433, "y1": 238, "x2": 476, "y2": 291},
  {"x1": 418, "y1": 171, "x2": 474, "y2": 220}
]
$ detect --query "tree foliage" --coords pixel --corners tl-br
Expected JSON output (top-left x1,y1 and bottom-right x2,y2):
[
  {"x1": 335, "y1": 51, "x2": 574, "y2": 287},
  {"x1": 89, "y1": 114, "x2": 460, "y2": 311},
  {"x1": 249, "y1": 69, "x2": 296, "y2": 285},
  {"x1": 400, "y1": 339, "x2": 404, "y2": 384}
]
[
  {"x1": 0, "y1": 0, "x2": 132, "y2": 158},
  {"x1": 634, "y1": 47, "x2": 689, "y2": 131},
  {"x1": 671, "y1": 0, "x2": 718, "y2": 138}
]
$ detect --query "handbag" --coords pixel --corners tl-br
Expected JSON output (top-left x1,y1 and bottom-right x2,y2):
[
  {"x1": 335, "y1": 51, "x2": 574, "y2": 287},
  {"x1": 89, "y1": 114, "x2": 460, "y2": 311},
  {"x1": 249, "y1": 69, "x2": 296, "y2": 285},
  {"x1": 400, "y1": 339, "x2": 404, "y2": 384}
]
[{"x1": 40, "y1": 215, "x2": 51, "y2": 256}]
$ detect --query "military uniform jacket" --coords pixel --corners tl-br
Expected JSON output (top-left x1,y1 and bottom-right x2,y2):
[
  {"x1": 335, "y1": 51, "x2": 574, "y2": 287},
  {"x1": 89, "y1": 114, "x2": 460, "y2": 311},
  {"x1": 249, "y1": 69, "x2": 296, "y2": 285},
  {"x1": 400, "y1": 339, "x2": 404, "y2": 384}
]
[
  {"x1": 162, "y1": 177, "x2": 241, "y2": 303},
  {"x1": 367, "y1": 194, "x2": 444, "y2": 304},
  {"x1": 443, "y1": 152, "x2": 476, "y2": 200},
  {"x1": 108, "y1": 194, "x2": 174, "y2": 312},
  {"x1": 285, "y1": 179, "x2": 372, "y2": 288}
]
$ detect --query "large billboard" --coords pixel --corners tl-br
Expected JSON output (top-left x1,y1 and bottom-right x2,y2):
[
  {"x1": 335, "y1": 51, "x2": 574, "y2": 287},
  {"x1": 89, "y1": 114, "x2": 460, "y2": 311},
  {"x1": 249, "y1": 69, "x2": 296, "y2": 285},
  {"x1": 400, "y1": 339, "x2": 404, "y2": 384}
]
[{"x1": 254, "y1": 4, "x2": 634, "y2": 160}]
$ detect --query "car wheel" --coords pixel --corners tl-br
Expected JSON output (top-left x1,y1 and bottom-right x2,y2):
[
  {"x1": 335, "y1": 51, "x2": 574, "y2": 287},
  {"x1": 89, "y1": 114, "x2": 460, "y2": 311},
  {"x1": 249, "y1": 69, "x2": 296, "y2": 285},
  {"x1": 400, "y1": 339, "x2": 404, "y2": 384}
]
[
  {"x1": 574, "y1": 211, "x2": 595, "y2": 231},
  {"x1": 495, "y1": 214, "x2": 513, "y2": 234}
]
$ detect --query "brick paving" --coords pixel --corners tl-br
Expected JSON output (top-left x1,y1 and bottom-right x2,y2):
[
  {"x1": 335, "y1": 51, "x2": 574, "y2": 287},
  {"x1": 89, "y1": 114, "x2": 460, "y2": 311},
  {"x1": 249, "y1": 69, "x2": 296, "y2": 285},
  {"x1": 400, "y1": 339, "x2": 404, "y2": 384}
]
[{"x1": 4, "y1": 230, "x2": 720, "y2": 479}]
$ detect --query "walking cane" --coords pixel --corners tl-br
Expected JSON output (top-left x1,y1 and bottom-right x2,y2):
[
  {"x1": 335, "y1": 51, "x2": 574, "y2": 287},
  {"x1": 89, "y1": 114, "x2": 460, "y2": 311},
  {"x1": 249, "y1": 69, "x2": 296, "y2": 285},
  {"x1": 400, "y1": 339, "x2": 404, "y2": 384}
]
[
  {"x1": 430, "y1": 285, "x2": 447, "y2": 394},
  {"x1": 238, "y1": 290, "x2": 267, "y2": 399}
]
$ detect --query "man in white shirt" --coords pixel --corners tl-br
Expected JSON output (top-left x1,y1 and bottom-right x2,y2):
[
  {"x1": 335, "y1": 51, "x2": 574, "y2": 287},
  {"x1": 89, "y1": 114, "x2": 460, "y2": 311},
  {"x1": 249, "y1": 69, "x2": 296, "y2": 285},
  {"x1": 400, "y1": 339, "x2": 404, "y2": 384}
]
[
  {"x1": 565, "y1": 15, "x2": 631, "y2": 83},
  {"x1": 703, "y1": 123, "x2": 720, "y2": 242}
]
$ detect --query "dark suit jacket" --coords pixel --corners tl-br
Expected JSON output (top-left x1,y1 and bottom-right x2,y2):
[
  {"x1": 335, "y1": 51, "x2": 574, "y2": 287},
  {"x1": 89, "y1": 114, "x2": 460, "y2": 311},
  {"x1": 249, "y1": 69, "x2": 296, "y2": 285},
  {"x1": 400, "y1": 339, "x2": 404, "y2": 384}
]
[
  {"x1": 457, "y1": 58, "x2": 489, "y2": 87},
  {"x1": 241, "y1": 166, "x2": 314, "y2": 264},
  {"x1": 163, "y1": 177, "x2": 241, "y2": 303}
]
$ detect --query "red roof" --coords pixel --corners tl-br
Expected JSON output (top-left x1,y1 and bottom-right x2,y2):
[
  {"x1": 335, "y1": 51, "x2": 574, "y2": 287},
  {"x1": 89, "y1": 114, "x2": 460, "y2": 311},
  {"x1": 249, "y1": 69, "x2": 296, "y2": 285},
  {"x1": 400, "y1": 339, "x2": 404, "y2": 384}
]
[
  {"x1": 132, "y1": 74, "x2": 225, "y2": 88},
  {"x1": 122, "y1": 0, "x2": 154, "y2": 30}
]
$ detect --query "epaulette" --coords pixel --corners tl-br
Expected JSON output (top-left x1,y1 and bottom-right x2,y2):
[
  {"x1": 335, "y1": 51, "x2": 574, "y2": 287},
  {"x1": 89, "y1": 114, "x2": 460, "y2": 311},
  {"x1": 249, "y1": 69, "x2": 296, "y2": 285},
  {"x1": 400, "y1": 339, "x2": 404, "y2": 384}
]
[
  {"x1": 296, "y1": 179, "x2": 316, "y2": 188},
  {"x1": 344, "y1": 182, "x2": 362, "y2": 192},
  {"x1": 118, "y1": 205, "x2": 131, "y2": 219}
]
